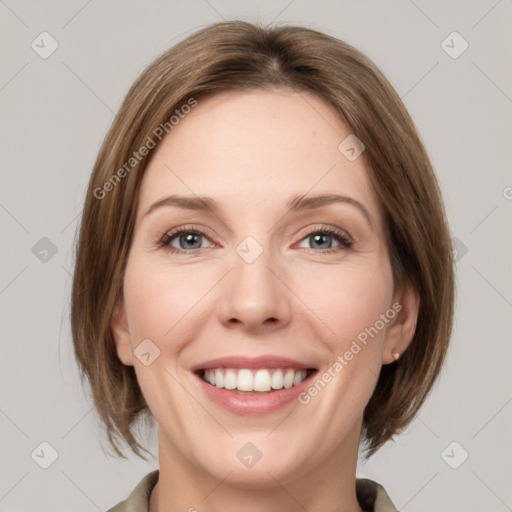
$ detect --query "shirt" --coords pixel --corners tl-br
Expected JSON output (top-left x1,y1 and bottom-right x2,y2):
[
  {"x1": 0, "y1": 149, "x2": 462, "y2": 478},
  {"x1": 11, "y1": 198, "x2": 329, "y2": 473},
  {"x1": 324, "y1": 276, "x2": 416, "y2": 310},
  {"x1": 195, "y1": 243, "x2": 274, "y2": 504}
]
[{"x1": 106, "y1": 470, "x2": 398, "y2": 512}]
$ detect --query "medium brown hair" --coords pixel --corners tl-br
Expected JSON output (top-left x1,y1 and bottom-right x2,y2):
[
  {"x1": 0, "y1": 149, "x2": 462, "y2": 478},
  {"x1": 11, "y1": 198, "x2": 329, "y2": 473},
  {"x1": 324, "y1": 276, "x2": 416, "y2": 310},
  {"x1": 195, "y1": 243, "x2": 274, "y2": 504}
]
[{"x1": 71, "y1": 20, "x2": 454, "y2": 460}]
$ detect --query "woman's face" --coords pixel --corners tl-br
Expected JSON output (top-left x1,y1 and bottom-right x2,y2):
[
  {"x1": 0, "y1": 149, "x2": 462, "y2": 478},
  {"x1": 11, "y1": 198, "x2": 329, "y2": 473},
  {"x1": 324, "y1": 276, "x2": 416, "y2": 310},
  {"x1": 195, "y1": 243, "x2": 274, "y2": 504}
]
[{"x1": 112, "y1": 89, "x2": 408, "y2": 486}]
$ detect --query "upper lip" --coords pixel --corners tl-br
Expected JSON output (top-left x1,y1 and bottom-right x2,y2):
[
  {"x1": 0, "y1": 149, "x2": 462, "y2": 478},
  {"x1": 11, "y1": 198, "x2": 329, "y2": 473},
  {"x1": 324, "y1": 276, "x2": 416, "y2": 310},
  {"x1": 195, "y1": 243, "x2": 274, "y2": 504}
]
[{"x1": 191, "y1": 355, "x2": 316, "y2": 372}]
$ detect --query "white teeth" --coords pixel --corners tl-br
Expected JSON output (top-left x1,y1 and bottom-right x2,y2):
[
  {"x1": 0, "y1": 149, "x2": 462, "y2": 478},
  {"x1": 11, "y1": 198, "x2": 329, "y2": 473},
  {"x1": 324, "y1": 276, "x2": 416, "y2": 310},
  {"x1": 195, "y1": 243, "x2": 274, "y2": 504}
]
[
  {"x1": 253, "y1": 369, "x2": 271, "y2": 392},
  {"x1": 283, "y1": 369, "x2": 295, "y2": 388},
  {"x1": 237, "y1": 369, "x2": 253, "y2": 391},
  {"x1": 214, "y1": 369, "x2": 224, "y2": 388},
  {"x1": 271, "y1": 369, "x2": 284, "y2": 389},
  {"x1": 202, "y1": 368, "x2": 310, "y2": 392},
  {"x1": 293, "y1": 370, "x2": 306, "y2": 386},
  {"x1": 224, "y1": 369, "x2": 237, "y2": 390}
]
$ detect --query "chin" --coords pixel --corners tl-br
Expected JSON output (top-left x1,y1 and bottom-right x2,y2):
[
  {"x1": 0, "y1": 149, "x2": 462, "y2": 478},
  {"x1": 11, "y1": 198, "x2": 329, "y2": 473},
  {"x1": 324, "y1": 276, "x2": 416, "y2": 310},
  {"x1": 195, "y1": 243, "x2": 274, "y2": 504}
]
[{"x1": 192, "y1": 434, "x2": 318, "y2": 490}]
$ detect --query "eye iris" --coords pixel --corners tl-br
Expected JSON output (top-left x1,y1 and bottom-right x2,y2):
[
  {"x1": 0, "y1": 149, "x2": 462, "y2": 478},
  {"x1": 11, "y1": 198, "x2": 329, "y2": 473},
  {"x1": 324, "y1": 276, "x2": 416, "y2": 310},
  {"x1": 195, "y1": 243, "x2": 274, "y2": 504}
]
[
  {"x1": 180, "y1": 233, "x2": 201, "y2": 249},
  {"x1": 311, "y1": 233, "x2": 332, "y2": 249}
]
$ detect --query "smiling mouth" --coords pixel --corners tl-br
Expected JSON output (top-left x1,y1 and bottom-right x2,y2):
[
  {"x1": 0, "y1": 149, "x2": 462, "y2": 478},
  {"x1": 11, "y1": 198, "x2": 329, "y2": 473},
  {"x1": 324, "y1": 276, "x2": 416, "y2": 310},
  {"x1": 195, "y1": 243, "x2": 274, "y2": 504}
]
[{"x1": 197, "y1": 368, "x2": 317, "y2": 393}]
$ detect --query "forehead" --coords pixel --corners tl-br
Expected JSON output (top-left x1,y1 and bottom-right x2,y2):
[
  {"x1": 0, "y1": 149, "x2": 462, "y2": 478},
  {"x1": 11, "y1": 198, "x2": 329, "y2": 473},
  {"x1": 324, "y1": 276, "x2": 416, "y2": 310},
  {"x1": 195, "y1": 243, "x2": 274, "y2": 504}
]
[{"x1": 137, "y1": 89, "x2": 381, "y2": 224}]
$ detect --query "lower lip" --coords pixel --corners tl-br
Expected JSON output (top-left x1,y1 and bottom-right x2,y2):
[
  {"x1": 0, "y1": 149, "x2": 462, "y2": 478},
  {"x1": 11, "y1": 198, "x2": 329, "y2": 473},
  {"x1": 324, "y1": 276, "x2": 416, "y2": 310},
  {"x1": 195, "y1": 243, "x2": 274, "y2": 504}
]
[{"x1": 193, "y1": 372, "x2": 316, "y2": 415}]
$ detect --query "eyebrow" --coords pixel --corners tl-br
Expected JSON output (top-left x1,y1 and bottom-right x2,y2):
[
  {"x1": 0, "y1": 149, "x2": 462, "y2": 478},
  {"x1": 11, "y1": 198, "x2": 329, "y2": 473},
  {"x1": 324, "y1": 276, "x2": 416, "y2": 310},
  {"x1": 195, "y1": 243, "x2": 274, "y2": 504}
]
[{"x1": 144, "y1": 192, "x2": 374, "y2": 228}]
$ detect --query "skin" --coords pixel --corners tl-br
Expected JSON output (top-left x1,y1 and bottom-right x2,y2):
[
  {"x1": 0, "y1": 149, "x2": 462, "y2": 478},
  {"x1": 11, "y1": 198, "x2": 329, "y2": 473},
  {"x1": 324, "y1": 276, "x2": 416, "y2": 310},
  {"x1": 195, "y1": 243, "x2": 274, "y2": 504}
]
[{"x1": 111, "y1": 89, "x2": 419, "y2": 512}]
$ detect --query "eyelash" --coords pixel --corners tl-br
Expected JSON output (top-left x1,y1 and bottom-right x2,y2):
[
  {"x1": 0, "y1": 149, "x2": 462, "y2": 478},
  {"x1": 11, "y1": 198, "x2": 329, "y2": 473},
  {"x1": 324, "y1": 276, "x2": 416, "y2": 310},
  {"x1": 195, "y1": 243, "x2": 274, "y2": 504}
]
[{"x1": 157, "y1": 224, "x2": 353, "y2": 255}]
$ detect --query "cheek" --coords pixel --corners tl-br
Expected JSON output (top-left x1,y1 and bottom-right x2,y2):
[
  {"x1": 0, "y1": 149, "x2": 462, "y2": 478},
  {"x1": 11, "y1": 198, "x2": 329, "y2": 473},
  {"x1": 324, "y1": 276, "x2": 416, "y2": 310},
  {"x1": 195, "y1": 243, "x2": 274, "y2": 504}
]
[
  {"x1": 297, "y1": 259, "x2": 394, "y2": 350},
  {"x1": 122, "y1": 256, "x2": 207, "y2": 344},
  {"x1": 123, "y1": 246, "x2": 394, "y2": 359},
  {"x1": 295, "y1": 266, "x2": 393, "y2": 427},
  {"x1": 121, "y1": 258, "x2": 204, "y2": 429}
]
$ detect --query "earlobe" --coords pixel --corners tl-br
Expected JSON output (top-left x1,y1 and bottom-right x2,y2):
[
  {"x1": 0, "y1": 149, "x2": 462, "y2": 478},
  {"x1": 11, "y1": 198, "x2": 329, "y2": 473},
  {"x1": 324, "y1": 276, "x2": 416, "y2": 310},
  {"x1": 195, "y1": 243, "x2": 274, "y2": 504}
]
[
  {"x1": 110, "y1": 296, "x2": 134, "y2": 366},
  {"x1": 382, "y1": 282, "x2": 420, "y2": 365}
]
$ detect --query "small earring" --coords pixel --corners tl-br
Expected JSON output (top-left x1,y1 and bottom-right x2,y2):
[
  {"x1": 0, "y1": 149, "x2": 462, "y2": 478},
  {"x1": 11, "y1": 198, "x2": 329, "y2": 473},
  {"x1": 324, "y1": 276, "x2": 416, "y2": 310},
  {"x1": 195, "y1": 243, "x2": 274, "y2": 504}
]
[{"x1": 393, "y1": 352, "x2": 401, "y2": 361}]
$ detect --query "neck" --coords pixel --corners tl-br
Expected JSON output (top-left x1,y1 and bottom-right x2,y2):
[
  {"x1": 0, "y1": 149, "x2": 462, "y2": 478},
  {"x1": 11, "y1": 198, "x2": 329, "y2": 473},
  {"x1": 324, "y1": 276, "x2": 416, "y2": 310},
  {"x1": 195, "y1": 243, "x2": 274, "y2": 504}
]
[{"x1": 149, "y1": 426, "x2": 364, "y2": 512}]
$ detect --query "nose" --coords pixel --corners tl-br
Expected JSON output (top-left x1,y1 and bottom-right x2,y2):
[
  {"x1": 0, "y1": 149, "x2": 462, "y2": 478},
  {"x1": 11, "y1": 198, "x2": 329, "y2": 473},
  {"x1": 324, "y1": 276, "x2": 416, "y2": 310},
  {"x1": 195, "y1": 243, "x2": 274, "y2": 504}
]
[{"x1": 217, "y1": 243, "x2": 292, "y2": 333}]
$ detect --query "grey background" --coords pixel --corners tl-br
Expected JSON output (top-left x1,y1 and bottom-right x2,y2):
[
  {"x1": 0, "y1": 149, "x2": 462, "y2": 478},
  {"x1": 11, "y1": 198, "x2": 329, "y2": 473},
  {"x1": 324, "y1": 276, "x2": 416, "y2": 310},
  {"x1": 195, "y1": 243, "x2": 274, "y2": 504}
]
[{"x1": 1, "y1": 1, "x2": 511, "y2": 511}]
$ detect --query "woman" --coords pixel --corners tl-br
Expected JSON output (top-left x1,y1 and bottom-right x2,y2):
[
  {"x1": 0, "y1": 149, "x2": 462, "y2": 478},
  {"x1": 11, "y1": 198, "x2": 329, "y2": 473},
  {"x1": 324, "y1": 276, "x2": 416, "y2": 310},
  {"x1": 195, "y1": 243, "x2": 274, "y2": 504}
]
[{"x1": 71, "y1": 20, "x2": 454, "y2": 512}]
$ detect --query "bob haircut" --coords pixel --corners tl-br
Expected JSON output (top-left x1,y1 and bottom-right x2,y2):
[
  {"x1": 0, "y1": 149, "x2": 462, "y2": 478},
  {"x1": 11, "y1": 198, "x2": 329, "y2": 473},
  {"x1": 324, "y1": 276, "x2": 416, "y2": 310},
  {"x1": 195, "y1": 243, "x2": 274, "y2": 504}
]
[{"x1": 71, "y1": 20, "x2": 454, "y2": 460}]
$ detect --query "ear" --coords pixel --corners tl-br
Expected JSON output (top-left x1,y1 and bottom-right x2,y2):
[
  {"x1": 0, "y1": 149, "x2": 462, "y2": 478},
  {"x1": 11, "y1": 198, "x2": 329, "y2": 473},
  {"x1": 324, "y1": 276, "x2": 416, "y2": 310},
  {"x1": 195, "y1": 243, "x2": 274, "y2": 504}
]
[
  {"x1": 382, "y1": 280, "x2": 420, "y2": 365},
  {"x1": 110, "y1": 295, "x2": 134, "y2": 366}
]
